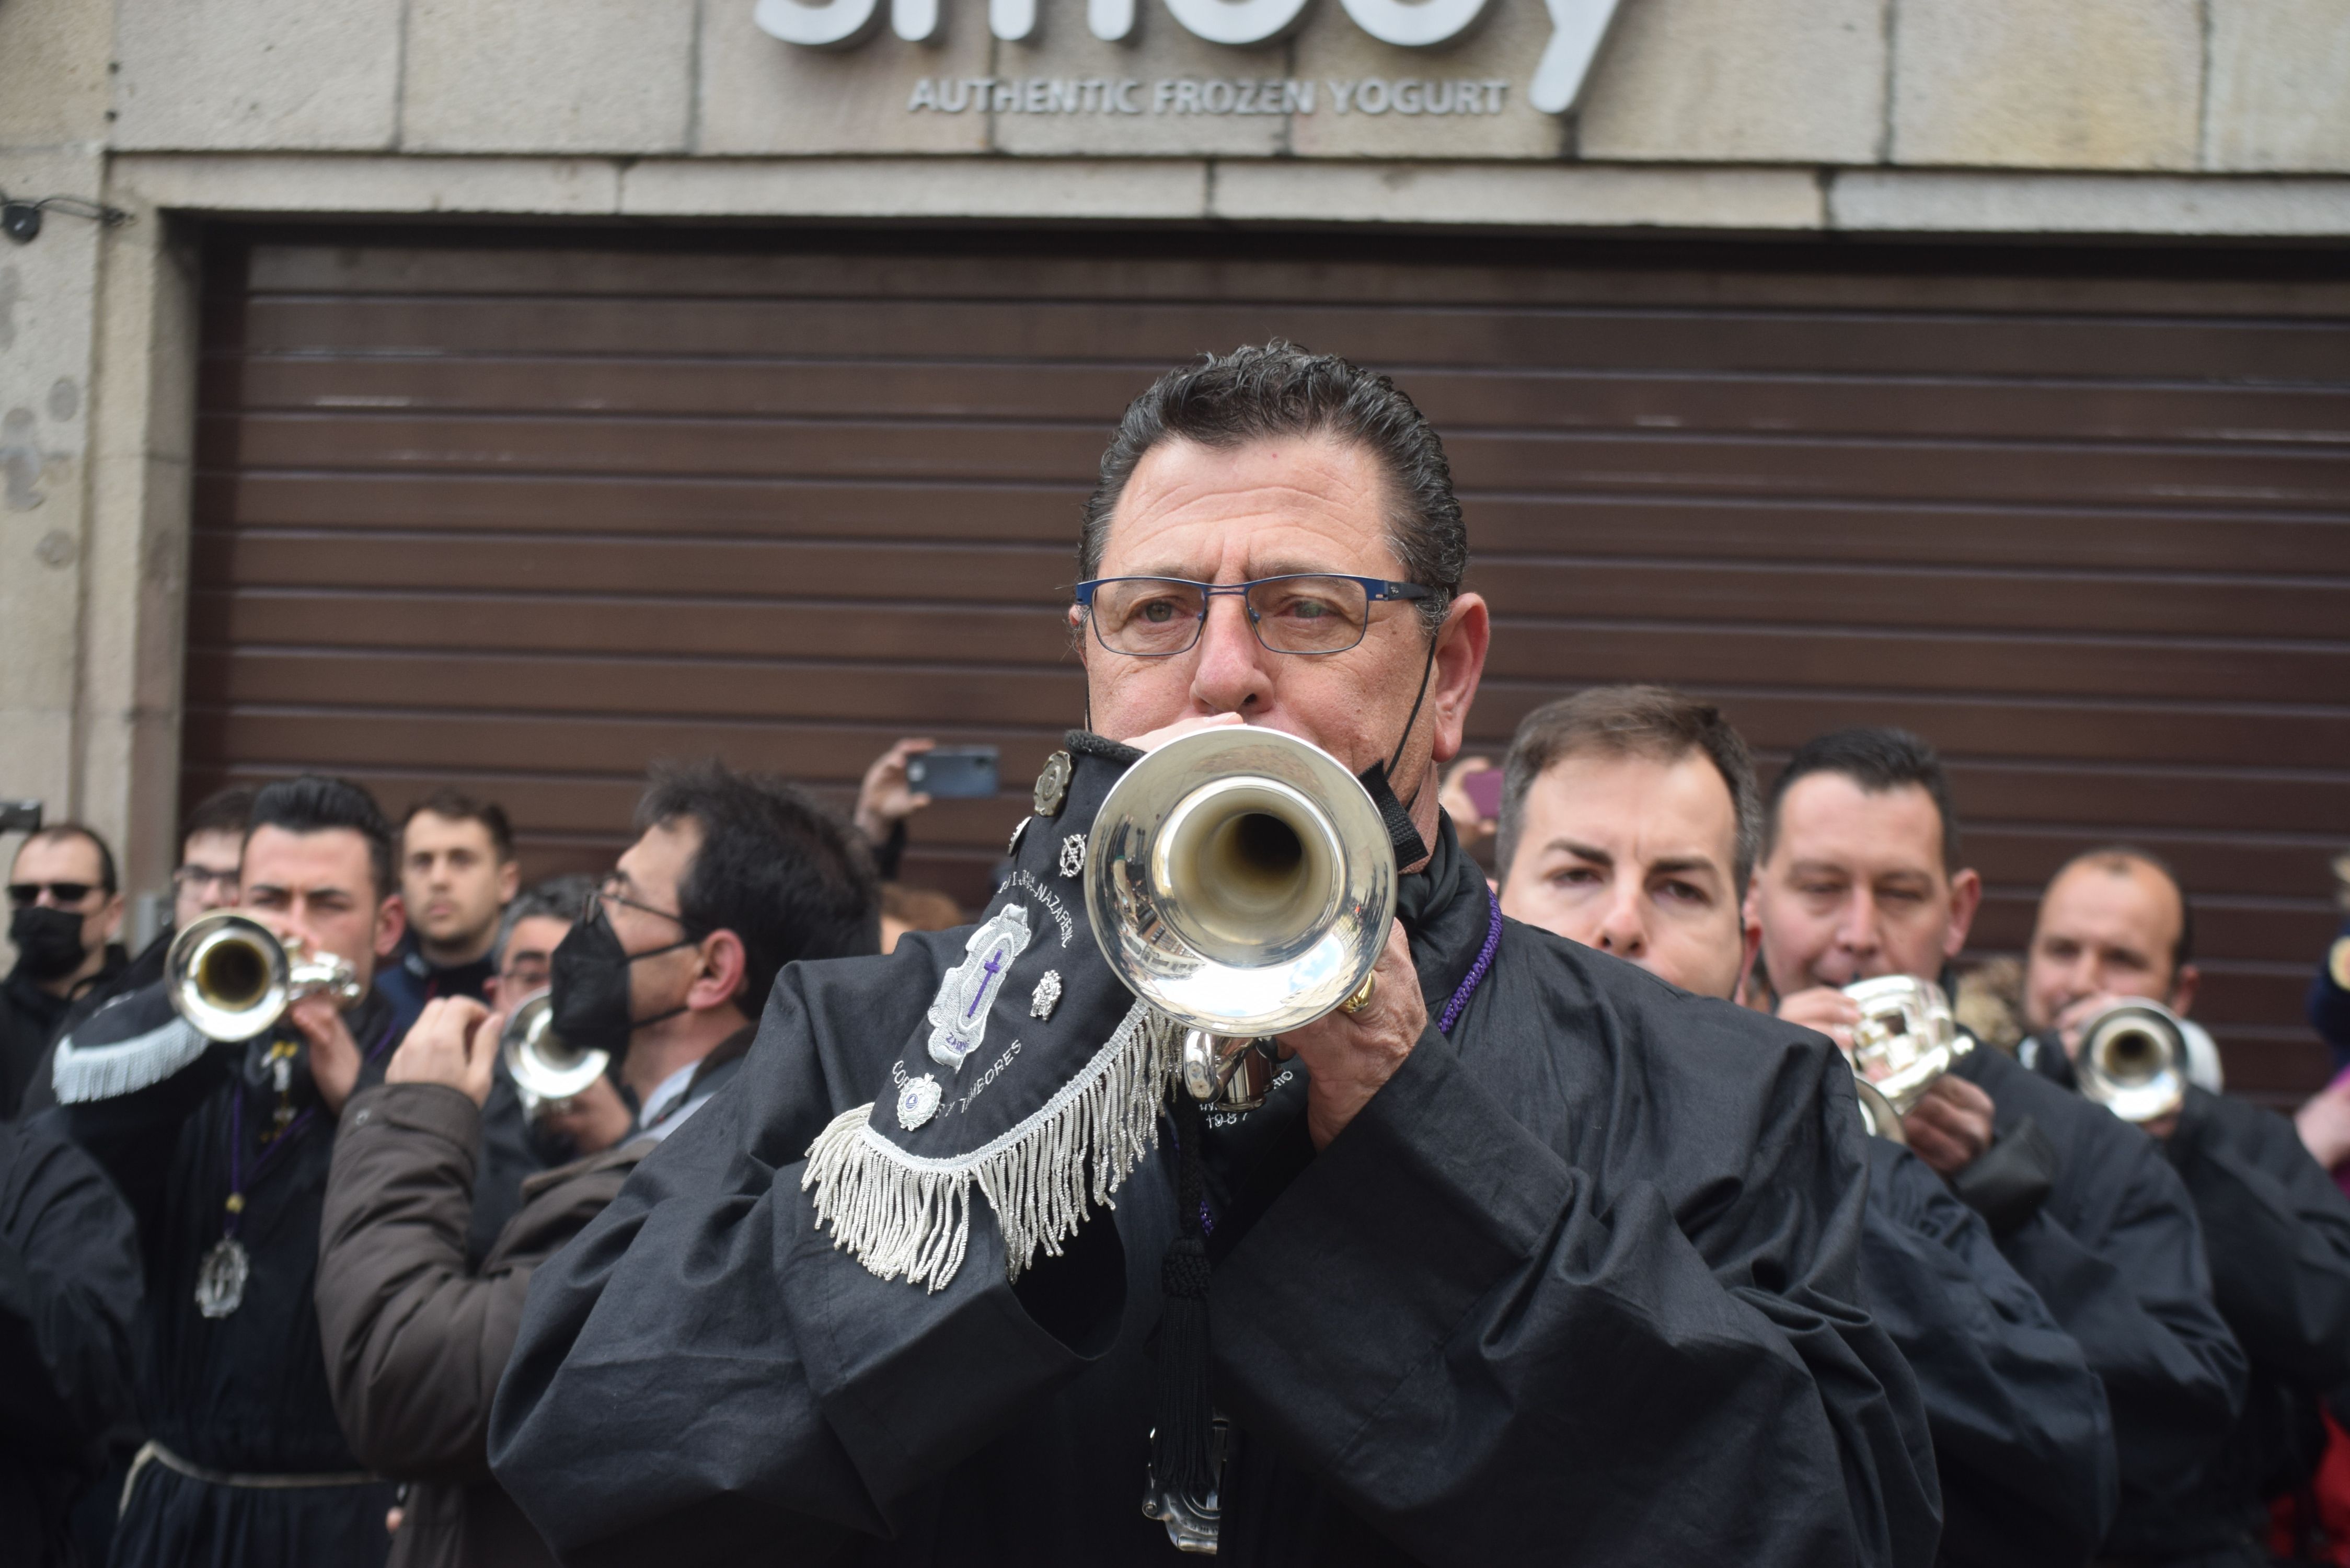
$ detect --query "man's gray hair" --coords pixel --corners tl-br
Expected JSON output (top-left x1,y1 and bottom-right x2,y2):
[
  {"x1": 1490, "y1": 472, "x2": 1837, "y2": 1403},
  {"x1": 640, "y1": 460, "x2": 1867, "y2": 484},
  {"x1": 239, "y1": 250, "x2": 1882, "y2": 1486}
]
[
  {"x1": 491, "y1": 873, "x2": 595, "y2": 970},
  {"x1": 1077, "y1": 341, "x2": 1468, "y2": 635}
]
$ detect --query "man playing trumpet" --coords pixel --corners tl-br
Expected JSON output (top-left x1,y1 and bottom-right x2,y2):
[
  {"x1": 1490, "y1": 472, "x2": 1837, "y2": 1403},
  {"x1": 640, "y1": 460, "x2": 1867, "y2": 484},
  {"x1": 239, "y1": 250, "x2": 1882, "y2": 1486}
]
[
  {"x1": 2020, "y1": 849, "x2": 2350, "y2": 1565},
  {"x1": 1493, "y1": 685, "x2": 2116, "y2": 1568},
  {"x1": 1747, "y1": 728, "x2": 2247, "y2": 1561},
  {"x1": 48, "y1": 776, "x2": 409, "y2": 1567},
  {"x1": 491, "y1": 343, "x2": 1940, "y2": 1566}
]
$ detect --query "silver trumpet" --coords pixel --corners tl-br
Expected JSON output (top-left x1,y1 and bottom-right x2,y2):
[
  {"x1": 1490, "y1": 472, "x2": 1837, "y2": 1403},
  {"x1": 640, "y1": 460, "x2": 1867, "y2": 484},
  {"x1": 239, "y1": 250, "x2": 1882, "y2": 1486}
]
[
  {"x1": 1841, "y1": 974, "x2": 1973, "y2": 1143},
  {"x1": 1085, "y1": 726, "x2": 1398, "y2": 1113},
  {"x1": 167, "y1": 909, "x2": 363, "y2": 1042},
  {"x1": 499, "y1": 991, "x2": 608, "y2": 1117},
  {"x1": 2073, "y1": 999, "x2": 2188, "y2": 1124}
]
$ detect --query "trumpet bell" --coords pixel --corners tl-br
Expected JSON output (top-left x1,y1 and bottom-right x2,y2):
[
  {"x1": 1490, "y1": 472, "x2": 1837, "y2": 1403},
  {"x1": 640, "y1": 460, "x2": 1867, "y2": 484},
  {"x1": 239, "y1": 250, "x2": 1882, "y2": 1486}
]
[
  {"x1": 500, "y1": 992, "x2": 608, "y2": 1111},
  {"x1": 1843, "y1": 974, "x2": 1971, "y2": 1123},
  {"x1": 168, "y1": 911, "x2": 294, "y2": 1041},
  {"x1": 1086, "y1": 727, "x2": 1397, "y2": 1083},
  {"x1": 2076, "y1": 1000, "x2": 2187, "y2": 1124}
]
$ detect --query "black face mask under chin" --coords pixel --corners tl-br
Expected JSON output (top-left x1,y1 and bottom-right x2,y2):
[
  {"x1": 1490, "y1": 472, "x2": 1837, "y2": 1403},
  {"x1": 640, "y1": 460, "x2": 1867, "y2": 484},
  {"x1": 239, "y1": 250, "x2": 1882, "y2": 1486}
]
[
  {"x1": 9, "y1": 905, "x2": 92, "y2": 983},
  {"x1": 547, "y1": 911, "x2": 696, "y2": 1068},
  {"x1": 1359, "y1": 631, "x2": 1442, "y2": 869}
]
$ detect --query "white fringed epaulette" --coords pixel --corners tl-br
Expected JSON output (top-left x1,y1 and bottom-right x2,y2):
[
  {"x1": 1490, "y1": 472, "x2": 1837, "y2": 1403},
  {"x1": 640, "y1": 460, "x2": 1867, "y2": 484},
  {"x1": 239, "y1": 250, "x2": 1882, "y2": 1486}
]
[
  {"x1": 802, "y1": 1000, "x2": 1180, "y2": 1293},
  {"x1": 51, "y1": 1013, "x2": 209, "y2": 1105}
]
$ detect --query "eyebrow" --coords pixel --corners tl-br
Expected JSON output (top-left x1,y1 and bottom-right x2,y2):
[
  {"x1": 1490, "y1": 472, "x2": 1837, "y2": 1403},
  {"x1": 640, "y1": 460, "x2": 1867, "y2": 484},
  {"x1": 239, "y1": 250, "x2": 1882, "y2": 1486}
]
[
  {"x1": 1548, "y1": 838, "x2": 1615, "y2": 866},
  {"x1": 1647, "y1": 856, "x2": 1722, "y2": 880}
]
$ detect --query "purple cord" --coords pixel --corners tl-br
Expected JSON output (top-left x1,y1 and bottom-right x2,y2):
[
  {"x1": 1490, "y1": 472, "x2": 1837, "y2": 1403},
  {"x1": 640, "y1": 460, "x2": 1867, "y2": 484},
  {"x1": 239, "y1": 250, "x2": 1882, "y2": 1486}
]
[
  {"x1": 221, "y1": 1016, "x2": 397, "y2": 1238},
  {"x1": 1438, "y1": 886, "x2": 1503, "y2": 1036}
]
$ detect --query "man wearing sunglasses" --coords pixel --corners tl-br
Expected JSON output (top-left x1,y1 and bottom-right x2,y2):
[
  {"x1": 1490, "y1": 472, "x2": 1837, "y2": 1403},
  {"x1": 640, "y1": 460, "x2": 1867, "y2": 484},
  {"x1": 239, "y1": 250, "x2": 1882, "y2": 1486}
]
[
  {"x1": 3, "y1": 824, "x2": 128, "y2": 1119},
  {"x1": 495, "y1": 343, "x2": 1938, "y2": 1567}
]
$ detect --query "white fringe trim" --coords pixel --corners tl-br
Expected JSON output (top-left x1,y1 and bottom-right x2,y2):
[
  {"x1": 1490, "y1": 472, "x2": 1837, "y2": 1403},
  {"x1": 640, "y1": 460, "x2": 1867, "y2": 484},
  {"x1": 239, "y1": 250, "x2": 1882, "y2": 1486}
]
[
  {"x1": 803, "y1": 1000, "x2": 1180, "y2": 1292},
  {"x1": 51, "y1": 1016, "x2": 208, "y2": 1105}
]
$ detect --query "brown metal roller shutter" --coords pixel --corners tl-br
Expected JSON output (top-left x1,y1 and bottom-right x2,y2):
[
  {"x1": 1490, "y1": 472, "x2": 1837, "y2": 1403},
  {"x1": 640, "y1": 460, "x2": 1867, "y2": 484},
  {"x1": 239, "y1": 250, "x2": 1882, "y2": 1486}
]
[{"x1": 185, "y1": 230, "x2": 2350, "y2": 1100}]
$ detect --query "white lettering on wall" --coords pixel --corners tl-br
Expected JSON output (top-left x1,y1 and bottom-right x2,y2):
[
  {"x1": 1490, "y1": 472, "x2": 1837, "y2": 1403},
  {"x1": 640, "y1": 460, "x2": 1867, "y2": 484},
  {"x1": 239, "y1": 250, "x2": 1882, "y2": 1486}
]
[
  {"x1": 763, "y1": 0, "x2": 1619, "y2": 114},
  {"x1": 904, "y1": 76, "x2": 1509, "y2": 114}
]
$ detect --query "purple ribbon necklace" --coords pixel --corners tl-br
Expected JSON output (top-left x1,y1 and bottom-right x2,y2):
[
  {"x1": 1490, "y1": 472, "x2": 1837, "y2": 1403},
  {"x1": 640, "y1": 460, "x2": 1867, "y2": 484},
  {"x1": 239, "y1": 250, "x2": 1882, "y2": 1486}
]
[{"x1": 194, "y1": 1018, "x2": 395, "y2": 1320}]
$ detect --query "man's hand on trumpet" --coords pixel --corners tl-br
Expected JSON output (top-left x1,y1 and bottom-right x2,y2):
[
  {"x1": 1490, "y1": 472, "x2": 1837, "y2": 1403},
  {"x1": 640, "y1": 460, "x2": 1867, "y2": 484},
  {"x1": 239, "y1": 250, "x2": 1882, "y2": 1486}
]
[
  {"x1": 1280, "y1": 919, "x2": 1426, "y2": 1152},
  {"x1": 387, "y1": 996, "x2": 500, "y2": 1108}
]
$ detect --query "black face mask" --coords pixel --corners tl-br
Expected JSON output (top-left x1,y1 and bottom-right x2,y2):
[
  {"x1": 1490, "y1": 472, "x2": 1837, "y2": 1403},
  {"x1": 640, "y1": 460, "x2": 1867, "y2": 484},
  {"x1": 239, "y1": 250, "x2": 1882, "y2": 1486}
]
[
  {"x1": 9, "y1": 904, "x2": 92, "y2": 983},
  {"x1": 548, "y1": 907, "x2": 695, "y2": 1068}
]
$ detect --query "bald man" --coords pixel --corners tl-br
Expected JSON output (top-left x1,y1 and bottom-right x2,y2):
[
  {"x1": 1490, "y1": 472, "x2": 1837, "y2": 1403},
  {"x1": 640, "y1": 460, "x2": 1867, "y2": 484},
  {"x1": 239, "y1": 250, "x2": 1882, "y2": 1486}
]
[{"x1": 2022, "y1": 848, "x2": 2350, "y2": 1567}]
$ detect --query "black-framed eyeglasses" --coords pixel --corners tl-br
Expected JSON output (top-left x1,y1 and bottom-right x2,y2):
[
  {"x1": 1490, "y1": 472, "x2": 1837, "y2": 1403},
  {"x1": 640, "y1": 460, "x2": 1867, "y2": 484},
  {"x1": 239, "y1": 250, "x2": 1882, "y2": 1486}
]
[
  {"x1": 7, "y1": 881, "x2": 99, "y2": 907},
  {"x1": 585, "y1": 873, "x2": 705, "y2": 938},
  {"x1": 1073, "y1": 573, "x2": 1432, "y2": 658},
  {"x1": 172, "y1": 865, "x2": 239, "y2": 895}
]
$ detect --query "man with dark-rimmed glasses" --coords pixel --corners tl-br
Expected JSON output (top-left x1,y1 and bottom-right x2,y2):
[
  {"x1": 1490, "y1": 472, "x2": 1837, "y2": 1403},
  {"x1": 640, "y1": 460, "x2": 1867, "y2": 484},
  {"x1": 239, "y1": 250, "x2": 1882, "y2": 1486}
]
[{"x1": 494, "y1": 342, "x2": 1940, "y2": 1568}]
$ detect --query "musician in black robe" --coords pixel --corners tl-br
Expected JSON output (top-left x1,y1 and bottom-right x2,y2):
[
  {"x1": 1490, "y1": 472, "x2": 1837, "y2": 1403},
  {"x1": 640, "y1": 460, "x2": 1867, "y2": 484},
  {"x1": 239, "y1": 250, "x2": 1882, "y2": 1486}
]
[
  {"x1": 50, "y1": 777, "x2": 411, "y2": 1567},
  {"x1": 2020, "y1": 847, "x2": 2350, "y2": 1565},
  {"x1": 1751, "y1": 729, "x2": 2247, "y2": 1561},
  {"x1": 490, "y1": 344, "x2": 1942, "y2": 1565},
  {"x1": 1490, "y1": 685, "x2": 2117, "y2": 1566}
]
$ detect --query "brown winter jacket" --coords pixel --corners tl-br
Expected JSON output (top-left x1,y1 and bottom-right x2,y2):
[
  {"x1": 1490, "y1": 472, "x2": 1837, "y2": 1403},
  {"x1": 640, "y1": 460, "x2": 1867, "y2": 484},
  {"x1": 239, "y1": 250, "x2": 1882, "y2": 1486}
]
[{"x1": 315, "y1": 1081, "x2": 652, "y2": 1568}]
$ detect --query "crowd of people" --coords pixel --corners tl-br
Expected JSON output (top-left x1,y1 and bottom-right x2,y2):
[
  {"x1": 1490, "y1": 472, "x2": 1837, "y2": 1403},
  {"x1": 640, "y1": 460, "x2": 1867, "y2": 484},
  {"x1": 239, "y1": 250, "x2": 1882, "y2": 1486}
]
[{"x1": 3, "y1": 338, "x2": 2349, "y2": 1567}]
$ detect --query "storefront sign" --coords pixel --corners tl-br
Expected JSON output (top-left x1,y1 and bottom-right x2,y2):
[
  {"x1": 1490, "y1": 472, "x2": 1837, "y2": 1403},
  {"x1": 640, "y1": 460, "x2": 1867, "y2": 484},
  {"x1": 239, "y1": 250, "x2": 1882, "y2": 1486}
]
[{"x1": 754, "y1": 0, "x2": 1621, "y2": 113}]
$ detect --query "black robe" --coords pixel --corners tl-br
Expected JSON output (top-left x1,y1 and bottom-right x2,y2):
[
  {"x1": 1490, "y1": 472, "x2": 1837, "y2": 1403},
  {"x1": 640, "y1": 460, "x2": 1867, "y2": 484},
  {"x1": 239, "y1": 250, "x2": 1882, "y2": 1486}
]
[
  {"x1": 1858, "y1": 1138, "x2": 2115, "y2": 1567},
  {"x1": 1950, "y1": 1047, "x2": 2247, "y2": 1557},
  {"x1": 0, "y1": 1114, "x2": 143, "y2": 1566},
  {"x1": 56, "y1": 980, "x2": 400, "y2": 1568},
  {"x1": 2070, "y1": 1077, "x2": 2350, "y2": 1564},
  {"x1": 490, "y1": 813, "x2": 1941, "y2": 1566}
]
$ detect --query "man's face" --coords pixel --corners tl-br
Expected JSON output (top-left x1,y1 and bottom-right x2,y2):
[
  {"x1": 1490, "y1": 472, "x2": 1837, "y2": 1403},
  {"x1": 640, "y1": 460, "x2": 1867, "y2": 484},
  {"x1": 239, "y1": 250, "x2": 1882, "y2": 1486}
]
[
  {"x1": 1075, "y1": 435, "x2": 1488, "y2": 820},
  {"x1": 491, "y1": 912, "x2": 572, "y2": 1009},
  {"x1": 8, "y1": 834, "x2": 123, "y2": 979},
  {"x1": 174, "y1": 827, "x2": 243, "y2": 928},
  {"x1": 2024, "y1": 859, "x2": 2193, "y2": 1032},
  {"x1": 239, "y1": 826, "x2": 404, "y2": 993},
  {"x1": 1500, "y1": 750, "x2": 1754, "y2": 1000},
  {"x1": 604, "y1": 819, "x2": 708, "y2": 1026},
  {"x1": 401, "y1": 812, "x2": 519, "y2": 956},
  {"x1": 1750, "y1": 773, "x2": 1980, "y2": 997}
]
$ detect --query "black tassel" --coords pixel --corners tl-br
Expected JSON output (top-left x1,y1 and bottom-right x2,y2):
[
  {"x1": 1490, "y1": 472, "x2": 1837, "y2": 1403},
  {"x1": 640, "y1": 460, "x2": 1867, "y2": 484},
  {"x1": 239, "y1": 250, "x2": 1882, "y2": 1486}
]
[{"x1": 1151, "y1": 1093, "x2": 1216, "y2": 1500}]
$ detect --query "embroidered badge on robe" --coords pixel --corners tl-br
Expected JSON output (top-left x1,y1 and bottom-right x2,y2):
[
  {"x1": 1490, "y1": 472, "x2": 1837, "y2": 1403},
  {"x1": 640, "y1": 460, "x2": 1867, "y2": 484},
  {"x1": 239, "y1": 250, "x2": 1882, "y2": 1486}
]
[
  {"x1": 1031, "y1": 969, "x2": 1062, "y2": 1020},
  {"x1": 927, "y1": 903, "x2": 1033, "y2": 1071},
  {"x1": 1058, "y1": 834, "x2": 1086, "y2": 878}
]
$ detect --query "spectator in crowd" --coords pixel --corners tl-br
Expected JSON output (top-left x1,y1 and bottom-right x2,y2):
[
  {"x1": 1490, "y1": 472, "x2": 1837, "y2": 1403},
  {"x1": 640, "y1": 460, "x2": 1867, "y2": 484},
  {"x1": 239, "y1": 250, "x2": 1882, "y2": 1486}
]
[
  {"x1": 2310, "y1": 851, "x2": 2350, "y2": 1070},
  {"x1": 382, "y1": 790, "x2": 521, "y2": 1035},
  {"x1": 1494, "y1": 686, "x2": 2116, "y2": 1567},
  {"x1": 46, "y1": 787, "x2": 256, "y2": 1066},
  {"x1": 314, "y1": 761, "x2": 878, "y2": 1568},
  {"x1": 50, "y1": 776, "x2": 409, "y2": 1567},
  {"x1": 3, "y1": 825, "x2": 127, "y2": 1119},
  {"x1": 2016, "y1": 847, "x2": 2350, "y2": 1565},
  {"x1": 878, "y1": 882, "x2": 961, "y2": 954},
  {"x1": 853, "y1": 737, "x2": 935, "y2": 882},
  {"x1": 1747, "y1": 727, "x2": 2245, "y2": 1561},
  {"x1": 0, "y1": 1113, "x2": 143, "y2": 1566}
]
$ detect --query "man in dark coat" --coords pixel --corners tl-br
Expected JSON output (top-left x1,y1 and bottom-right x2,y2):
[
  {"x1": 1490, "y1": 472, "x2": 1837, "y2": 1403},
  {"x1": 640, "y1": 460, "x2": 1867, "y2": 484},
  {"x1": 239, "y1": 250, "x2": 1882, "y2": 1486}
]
[
  {"x1": 1749, "y1": 727, "x2": 2248, "y2": 1561},
  {"x1": 315, "y1": 764, "x2": 878, "y2": 1568},
  {"x1": 50, "y1": 776, "x2": 412, "y2": 1566},
  {"x1": 2020, "y1": 846, "x2": 2350, "y2": 1566},
  {"x1": 0, "y1": 1113, "x2": 143, "y2": 1566},
  {"x1": 489, "y1": 343, "x2": 1942, "y2": 1566},
  {"x1": 1493, "y1": 685, "x2": 2117, "y2": 1567},
  {"x1": 4, "y1": 824, "x2": 128, "y2": 1119}
]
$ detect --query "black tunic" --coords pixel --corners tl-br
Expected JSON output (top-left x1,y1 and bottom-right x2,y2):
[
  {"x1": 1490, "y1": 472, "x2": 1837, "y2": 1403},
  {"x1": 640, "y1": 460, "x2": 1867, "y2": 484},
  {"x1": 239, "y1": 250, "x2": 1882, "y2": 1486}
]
[
  {"x1": 0, "y1": 1114, "x2": 143, "y2": 1567},
  {"x1": 1950, "y1": 1046, "x2": 2247, "y2": 1557},
  {"x1": 56, "y1": 980, "x2": 399, "y2": 1568},
  {"x1": 2111, "y1": 1086, "x2": 2350, "y2": 1564},
  {"x1": 490, "y1": 814, "x2": 1941, "y2": 1566},
  {"x1": 1858, "y1": 1138, "x2": 2116, "y2": 1567}
]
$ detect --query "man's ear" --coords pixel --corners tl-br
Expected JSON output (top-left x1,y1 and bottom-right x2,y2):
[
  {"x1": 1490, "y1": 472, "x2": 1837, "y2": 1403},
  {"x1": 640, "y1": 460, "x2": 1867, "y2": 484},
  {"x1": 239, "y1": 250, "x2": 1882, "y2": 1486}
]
[
  {"x1": 1733, "y1": 909, "x2": 1763, "y2": 1003},
  {"x1": 496, "y1": 859, "x2": 522, "y2": 905},
  {"x1": 98, "y1": 892, "x2": 125, "y2": 944},
  {"x1": 1428, "y1": 593, "x2": 1490, "y2": 769},
  {"x1": 2170, "y1": 962, "x2": 2200, "y2": 1017},
  {"x1": 1943, "y1": 868, "x2": 1984, "y2": 959},
  {"x1": 375, "y1": 893, "x2": 407, "y2": 960},
  {"x1": 690, "y1": 928, "x2": 750, "y2": 1016}
]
